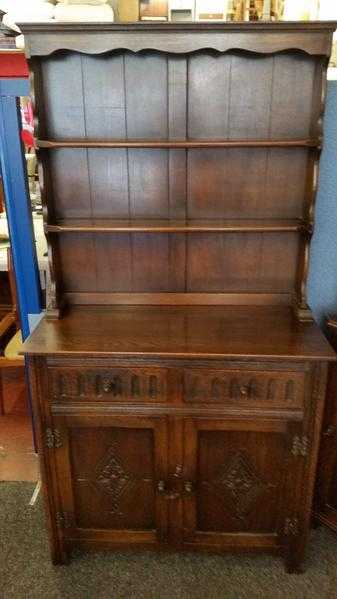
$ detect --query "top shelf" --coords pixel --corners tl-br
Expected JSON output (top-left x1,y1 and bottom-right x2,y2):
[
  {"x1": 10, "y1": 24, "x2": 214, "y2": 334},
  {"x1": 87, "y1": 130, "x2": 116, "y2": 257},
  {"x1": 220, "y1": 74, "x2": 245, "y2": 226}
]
[
  {"x1": 18, "y1": 21, "x2": 337, "y2": 33},
  {"x1": 36, "y1": 138, "x2": 320, "y2": 150},
  {"x1": 20, "y1": 20, "x2": 337, "y2": 60}
]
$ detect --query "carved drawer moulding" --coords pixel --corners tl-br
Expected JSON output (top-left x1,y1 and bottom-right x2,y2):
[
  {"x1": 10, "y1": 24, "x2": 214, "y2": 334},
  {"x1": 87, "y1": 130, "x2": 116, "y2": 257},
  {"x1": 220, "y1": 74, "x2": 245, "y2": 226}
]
[
  {"x1": 49, "y1": 367, "x2": 168, "y2": 402},
  {"x1": 183, "y1": 368, "x2": 306, "y2": 407}
]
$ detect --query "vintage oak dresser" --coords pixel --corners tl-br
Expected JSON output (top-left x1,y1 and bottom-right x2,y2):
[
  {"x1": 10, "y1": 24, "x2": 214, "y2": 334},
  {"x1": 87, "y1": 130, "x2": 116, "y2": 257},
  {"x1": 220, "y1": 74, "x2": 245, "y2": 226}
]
[{"x1": 20, "y1": 21, "x2": 337, "y2": 572}]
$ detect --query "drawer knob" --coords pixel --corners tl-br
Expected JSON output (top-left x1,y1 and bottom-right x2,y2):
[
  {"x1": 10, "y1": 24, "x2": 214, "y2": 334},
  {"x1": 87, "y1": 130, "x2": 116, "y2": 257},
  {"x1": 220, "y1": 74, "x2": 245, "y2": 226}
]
[
  {"x1": 101, "y1": 376, "x2": 122, "y2": 395},
  {"x1": 239, "y1": 385, "x2": 250, "y2": 397},
  {"x1": 157, "y1": 480, "x2": 180, "y2": 500},
  {"x1": 102, "y1": 379, "x2": 112, "y2": 393}
]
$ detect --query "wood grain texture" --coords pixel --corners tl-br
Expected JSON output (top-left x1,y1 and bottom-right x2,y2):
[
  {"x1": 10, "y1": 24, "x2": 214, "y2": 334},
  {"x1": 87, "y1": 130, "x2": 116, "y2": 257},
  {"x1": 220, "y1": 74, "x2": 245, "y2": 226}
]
[
  {"x1": 46, "y1": 147, "x2": 310, "y2": 221},
  {"x1": 45, "y1": 219, "x2": 306, "y2": 233},
  {"x1": 63, "y1": 292, "x2": 293, "y2": 306},
  {"x1": 54, "y1": 415, "x2": 168, "y2": 535},
  {"x1": 54, "y1": 231, "x2": 300, "y2": 295},
  {"x1": 22, "y1": 24, "x2": 337, "y2": 570},
  {"x1": 37, "y1": 139, "x2": 318, "y2": 148},
  {"x1": 20, "y1": 22, "x2": 336, "y2": 58},
  {"x1": 21, "y1": 305, "x2": 335, "y2": 361},
  {"x1": 183, "y1": 419, "x2": 292, "y2": 537},
  {"x1": 315, "y1": 321, "x2": 337, "y2": 532},
  {"x1": 32, "y1": 47, "x2": 322, "y2": 313}
]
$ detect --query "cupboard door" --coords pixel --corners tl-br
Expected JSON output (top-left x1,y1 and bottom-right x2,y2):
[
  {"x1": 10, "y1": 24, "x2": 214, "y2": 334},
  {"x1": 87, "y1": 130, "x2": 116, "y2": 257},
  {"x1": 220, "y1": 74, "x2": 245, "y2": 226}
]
[
  {"x1": 53, "y1": 414, "x2": 169, "y2": 548},
  {"x1": 315, "y1": 357, "x2": 337, "y2": 532},
  {"x1": 182, "y1": 418, "x2": 302, "y2": 551}
]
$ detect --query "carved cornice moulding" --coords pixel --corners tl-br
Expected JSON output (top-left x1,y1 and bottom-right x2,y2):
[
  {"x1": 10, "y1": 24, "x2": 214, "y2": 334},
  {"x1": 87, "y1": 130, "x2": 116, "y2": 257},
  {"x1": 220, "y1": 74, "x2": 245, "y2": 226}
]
[{"x1": 18, "y1": 21, "x2": 337, "y2": 58}]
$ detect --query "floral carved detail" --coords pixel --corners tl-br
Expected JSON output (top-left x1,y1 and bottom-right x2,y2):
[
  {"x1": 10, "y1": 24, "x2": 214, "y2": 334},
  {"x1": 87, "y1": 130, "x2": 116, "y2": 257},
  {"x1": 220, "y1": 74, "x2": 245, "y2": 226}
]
[
  {"x1": 207, "y1": 451, "x2": 274, "y2": 524},
  {"x1": 93, "y1": 443, "x2": 133, "y2": 515}
]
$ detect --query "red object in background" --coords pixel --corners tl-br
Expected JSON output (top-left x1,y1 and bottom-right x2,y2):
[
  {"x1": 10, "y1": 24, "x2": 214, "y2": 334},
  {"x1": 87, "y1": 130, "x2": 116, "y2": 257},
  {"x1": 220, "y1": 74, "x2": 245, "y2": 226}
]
[
  {"x1": 21, "y1": 128, "x2": 34, "y2": 147},
  {"x1": 0, "y1": 51, "x2": 34, "y2": 147},
  {"x1": 0, "y1": 50, "x2": 34, "y2": 146},
  {"x1": 20, "y1": 100, "x2": 35, "y2": 148},
  {"x1": 0, "y1": 52, "x2": 29, "y2": 78}
]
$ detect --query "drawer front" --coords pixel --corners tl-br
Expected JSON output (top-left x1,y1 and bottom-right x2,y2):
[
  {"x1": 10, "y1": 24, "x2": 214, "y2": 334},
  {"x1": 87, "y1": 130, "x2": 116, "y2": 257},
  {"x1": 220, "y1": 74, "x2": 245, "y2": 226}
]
[
  {"x1": 48, "y1": 367, "x2": 168, "y2": 403},
  {"x1": 183, "y1": 368, "x2": 306, "y2": 408}
]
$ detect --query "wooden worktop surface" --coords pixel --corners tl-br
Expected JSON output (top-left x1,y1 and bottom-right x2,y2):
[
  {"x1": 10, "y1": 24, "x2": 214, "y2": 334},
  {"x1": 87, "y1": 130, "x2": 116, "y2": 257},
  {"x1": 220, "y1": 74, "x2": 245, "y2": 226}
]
[{"x1": 21, "y1": 305, "x2": 336, "y2": 361}]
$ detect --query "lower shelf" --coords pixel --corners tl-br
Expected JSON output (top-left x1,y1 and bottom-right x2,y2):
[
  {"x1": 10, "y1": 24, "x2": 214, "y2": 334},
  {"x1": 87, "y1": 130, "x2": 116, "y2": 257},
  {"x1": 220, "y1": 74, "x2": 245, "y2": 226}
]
[{"x1": 45, "y1": 218, "x2": 307, "y2": 233}]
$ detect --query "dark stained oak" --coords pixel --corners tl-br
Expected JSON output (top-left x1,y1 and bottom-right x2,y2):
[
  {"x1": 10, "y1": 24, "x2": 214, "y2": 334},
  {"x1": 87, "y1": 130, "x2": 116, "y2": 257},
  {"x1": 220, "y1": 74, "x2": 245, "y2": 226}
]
[
  {"x1": 37, "y1": 138, "x2": 319, "y2": 149},
  {"x1": 315, "y1": 318, "x2": 337, "y2": 533},
  {"x1": 63, "y1": 292, "x2": 294, "y2": 306},
  {"x1": 21, "y1": 305, "x2": 335, "y2": 361},
  {"x1": 21, "y1": 22, "x2": 337, "y2": 572},
  {"x1": 45, "y1": 219, "x2": 307, "y2": 233},
  {"x1": 28, "y1": 45, "x2": 325, "y2": 313},
  {"x1": 19, "y1": 21, "x2": 337, "y2": 58}
]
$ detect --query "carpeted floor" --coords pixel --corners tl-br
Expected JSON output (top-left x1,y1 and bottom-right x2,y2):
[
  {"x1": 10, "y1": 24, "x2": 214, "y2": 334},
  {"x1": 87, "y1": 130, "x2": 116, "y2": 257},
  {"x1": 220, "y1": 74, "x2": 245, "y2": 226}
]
[{"x1": 1, "y1": 483, "x2": 337, "y2": 599}]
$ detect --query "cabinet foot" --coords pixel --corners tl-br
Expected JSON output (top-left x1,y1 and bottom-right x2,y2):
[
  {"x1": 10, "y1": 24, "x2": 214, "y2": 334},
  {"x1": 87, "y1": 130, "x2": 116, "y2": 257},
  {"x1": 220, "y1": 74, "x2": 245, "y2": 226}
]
[
  {"x1": 285, "y1": 550, "x2": 305, "y2": 574},
  {"x1": 51, "y1": 546, "x2": 70, "y2": 566},
  {"x1": 285, "y1": 561, "x2": 305, "y2": 574},
  {"x1": 52, "y1": 557, "x2": 69, "y2": 566}
]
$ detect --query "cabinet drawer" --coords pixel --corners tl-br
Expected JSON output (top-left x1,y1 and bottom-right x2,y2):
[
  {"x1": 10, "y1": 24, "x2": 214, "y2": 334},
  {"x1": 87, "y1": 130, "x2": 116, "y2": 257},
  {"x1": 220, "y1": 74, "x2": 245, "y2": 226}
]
[
  {"x1": 48, "y1": 366, "x2": 168, "y2": 403},
  {"x1": 183, "y1": 368, "x2": 305, "y2": 408}
]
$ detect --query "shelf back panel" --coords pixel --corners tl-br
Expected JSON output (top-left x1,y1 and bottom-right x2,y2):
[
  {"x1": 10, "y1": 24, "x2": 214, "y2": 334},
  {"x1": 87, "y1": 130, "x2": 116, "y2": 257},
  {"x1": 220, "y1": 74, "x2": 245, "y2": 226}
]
[
  {"x1": 39, "y1": 51, "x2": 317, "y2": 141},
  {"x1": 55, "y1": 231, "x2": 300, "y2": 296},
  {"x1": 46, "y1": 147, "x2": 309, "y2": 221},
  {"x1": 29, "y1": 34, "x2": 330, "y2": 314}
]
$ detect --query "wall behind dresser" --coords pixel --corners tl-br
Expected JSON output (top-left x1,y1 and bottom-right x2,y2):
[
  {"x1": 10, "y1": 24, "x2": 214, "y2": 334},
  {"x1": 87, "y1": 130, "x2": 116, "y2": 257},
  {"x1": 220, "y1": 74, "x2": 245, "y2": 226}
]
[{"x1": 309, "y1": 80, "x2": 337, "y2": 325}]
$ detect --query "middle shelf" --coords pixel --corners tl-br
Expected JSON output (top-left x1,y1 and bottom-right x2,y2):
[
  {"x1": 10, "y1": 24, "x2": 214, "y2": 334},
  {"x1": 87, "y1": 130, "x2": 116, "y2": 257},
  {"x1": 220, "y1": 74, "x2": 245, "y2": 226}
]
[{"x1": 45, "y1": 218, "x2": 308, "y2": 234}]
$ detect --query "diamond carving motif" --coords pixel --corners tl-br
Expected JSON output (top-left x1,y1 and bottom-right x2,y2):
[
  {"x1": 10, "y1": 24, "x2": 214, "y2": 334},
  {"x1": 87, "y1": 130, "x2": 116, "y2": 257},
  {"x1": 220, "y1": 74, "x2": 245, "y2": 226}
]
[
  {"x1": 212, "y1": 451, "x2": 273, "y2": 522},
  {"x1": 93, "y1": 443, "x2": 133, "y2": 515}
]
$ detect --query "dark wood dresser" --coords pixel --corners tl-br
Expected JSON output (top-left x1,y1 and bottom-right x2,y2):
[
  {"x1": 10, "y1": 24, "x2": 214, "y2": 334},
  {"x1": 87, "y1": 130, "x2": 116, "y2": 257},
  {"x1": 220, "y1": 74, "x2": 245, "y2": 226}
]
[
  {"x1": 20, "y1": 21, "x2": 337, "y2": 572},
  {"x1": 315, "y1": 318, "x2": 337, "y2": 532}
]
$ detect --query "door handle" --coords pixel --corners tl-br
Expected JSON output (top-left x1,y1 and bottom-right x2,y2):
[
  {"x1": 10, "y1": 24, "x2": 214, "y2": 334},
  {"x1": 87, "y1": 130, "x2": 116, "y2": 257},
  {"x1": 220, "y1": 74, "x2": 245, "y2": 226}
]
[
  {"x1": 157, "y1": 480, "x2": 166, "y2": 493},
  {"x1": 184, "y1": 481, "x2": 195, "y2": 494}
]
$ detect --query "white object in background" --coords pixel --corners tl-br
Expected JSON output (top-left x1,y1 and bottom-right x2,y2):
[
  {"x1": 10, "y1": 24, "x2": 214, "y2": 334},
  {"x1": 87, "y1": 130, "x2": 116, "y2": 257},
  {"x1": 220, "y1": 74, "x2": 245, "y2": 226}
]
[
  {"x1": 15, "y1": 35, "x2": 25, "y2": 49},
  {"x1": 0, "y1": 0, "x2": 52, "y2": 9},
  {"x1": 56, "y1": 0, "x2": 108, "y2": 4},
  {"x1": 283, "y1": 0, "x2": 318, "y2": 20},
  {"x1": 195, "y1": 0, "x2": 227, "y2": 21},
  {"x1": 2, "y1": 15, "x2": 21, "y2": 33},
  {"x1": 262, "y1": 0, "x2": 271, "y2": 20},
  {"x1": 2, "y1": 0, "x2": 55, "y2": 31},
  {"x1": 328, "y1": 68, "x2": 337, "y2": 80},
  {"x1": 54, "y1": 3, "x2": 114, "y2": 20},
  {"x1": 169, "y1": 0, "x2": 195, "y2": 21},
  {"x1": 319, "y1": 0, "x2": 337, "y2": 20}
]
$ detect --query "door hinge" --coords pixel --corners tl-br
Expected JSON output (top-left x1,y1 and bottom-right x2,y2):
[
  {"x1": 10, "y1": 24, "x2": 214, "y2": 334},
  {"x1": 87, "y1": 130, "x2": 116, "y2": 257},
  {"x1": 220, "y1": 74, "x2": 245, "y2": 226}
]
[
  {"x1": 323, "y1": 425, "x2": 336, "y2": 437},
  {"x1": 291, "y1": 435, "x2": 309, "y2": 457},
  {"x1": 56, "y1": 511, "x2": 73, "y2": 529},
  {"x1": 284, "y1": 517, "x2": 299, "y2": 536},
  {"x1": 46, "y1": 428, "x2": 62, "y2": 449}
]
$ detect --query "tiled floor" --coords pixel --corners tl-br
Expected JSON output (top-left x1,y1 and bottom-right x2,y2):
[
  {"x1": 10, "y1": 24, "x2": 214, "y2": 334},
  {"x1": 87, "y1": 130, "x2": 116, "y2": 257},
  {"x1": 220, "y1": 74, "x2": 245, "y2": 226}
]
[{"x1": 0, "y1": 367, "x2": 39, "y2": 482}]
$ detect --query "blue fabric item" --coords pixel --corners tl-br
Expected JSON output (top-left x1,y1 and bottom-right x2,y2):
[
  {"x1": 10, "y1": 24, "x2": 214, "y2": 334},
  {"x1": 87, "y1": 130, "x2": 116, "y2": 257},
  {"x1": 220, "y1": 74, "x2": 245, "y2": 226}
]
[
  {"x1": 0, "y1": 78, "x2": 42, "y2": 339},
  {"x1": 308, "y1": 80, "x2": 337, "y2": 326}
]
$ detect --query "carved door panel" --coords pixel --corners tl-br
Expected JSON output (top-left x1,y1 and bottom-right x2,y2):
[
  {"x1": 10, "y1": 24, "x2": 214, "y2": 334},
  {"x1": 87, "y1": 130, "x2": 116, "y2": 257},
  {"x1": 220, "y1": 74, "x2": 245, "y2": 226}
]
[
  {"x1": 53, "y1": 414, "x2": 169, "y2": 546},
  {"x1": 315, "y1": 354, "x2": 337, "y2": 532},
  {"x1": 182, "y1": 418, "x2": 303, "y2": 550}
]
